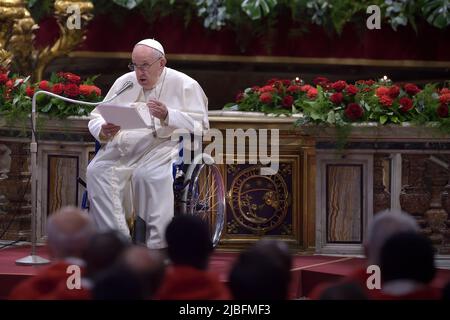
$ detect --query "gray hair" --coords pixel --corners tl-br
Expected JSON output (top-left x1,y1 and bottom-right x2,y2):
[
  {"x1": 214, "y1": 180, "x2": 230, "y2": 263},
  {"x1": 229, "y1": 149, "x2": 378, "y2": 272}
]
[
  {"x1": 47, "y1": 206, "x2": 96, "y2": 259},
  {"x1": 366, "y1": 209, "x2": 420, "y2": 265}
]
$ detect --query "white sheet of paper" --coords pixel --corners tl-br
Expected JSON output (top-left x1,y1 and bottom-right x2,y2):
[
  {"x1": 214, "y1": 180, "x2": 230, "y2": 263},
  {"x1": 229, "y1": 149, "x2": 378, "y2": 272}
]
[{"x1": 96, "y1": 103, "x2": 152, "y2": 130}]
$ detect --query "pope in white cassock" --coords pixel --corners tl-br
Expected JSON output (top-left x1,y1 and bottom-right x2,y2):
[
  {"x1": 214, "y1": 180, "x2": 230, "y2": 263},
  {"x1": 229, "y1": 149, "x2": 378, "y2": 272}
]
[{"x1": 87, "y1": 39, "x2": 209, "y2": 249}]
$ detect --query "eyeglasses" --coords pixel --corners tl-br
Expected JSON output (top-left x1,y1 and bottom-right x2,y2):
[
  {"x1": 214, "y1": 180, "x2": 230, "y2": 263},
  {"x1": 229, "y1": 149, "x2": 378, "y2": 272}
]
[{"x1": 128, "y1": 57, "x2": 161, "y2": 71}]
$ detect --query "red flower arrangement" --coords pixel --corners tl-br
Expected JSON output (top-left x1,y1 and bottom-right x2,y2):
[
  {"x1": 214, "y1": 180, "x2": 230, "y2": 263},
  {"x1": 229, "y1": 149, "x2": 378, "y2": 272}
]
[
  {"x1": 1, "y1": 69, "x2": 103, "y2": 121},
  {"x1": 225, "y1": 76, "x2": 450, "y2": 133}
]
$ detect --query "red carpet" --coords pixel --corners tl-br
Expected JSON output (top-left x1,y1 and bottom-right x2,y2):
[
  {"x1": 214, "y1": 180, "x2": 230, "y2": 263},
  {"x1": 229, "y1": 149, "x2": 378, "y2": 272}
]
[{"x1": 1, "y1": 245, "x2": 449, "y2": 299}]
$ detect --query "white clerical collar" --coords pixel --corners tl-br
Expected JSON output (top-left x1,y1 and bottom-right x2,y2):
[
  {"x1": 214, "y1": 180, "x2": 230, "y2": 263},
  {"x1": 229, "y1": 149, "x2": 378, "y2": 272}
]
[{"x1": 143, "y1": 68, "x2": 167, "y2": 100}]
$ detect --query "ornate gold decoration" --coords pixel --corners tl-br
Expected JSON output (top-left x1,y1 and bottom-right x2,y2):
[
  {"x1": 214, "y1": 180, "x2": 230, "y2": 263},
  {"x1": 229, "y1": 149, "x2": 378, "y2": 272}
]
[
  {"x1": 34, "y1": 0, "x2": 93, "y2": 81},
  {"x1": 7, "y1": 1, "x2": 37, "y2": 74},
  {"x1": 0, "y1": 48, "x2": 12, "y2": 68},
  {"x1": 0, "y1": 0, "x2": 37, "y2": 73},
  {"x1": 0, "y1": 0, "x2": 93, "y2": 80},
  {"x1": 227, "y1": 166, "x2": 290, "y2": 235}
]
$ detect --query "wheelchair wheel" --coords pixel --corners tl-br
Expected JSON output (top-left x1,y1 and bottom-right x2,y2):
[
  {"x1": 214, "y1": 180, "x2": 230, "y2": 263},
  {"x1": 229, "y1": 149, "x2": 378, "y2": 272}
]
[{"x1": 181, "y1": 153, "x2": 225, "y2": 247}]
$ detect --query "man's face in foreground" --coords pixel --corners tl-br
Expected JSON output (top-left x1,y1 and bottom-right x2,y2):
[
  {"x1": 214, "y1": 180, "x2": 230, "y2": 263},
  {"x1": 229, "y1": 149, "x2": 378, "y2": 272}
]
[{"x1": 131, "y1": 45, "x2": 165, "y2": 90}]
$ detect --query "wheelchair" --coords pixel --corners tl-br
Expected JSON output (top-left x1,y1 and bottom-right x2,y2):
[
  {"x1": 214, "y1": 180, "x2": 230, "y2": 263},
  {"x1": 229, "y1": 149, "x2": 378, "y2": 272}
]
[{"x1": 78, "y1": 139, "x2": 225, "y2": 247}]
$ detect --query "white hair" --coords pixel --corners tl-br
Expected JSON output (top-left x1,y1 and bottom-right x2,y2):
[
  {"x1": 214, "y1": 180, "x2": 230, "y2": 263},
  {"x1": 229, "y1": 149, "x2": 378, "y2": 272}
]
[{"x1": 365, "y1": 209, "x2": 420, "y2": 265}]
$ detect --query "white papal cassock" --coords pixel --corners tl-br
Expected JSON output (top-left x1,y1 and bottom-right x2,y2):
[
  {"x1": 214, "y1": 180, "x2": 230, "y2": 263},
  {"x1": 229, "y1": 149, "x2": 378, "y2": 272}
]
[{"x1": 87, "y1": 67, "x2": 209, "y2": 248}]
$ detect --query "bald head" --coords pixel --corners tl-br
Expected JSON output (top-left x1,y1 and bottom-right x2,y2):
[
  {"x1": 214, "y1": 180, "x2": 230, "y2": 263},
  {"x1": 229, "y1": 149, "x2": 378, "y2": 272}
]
[
  {"x1": 47, "y1": 206, "x2": 95, "y2": 259},
  {"x1": 119, "y1": 246, "x2": 166, "y2": 298},
  {"x1": 365, "y1": 209, "x2": 420, "y2": 265}
]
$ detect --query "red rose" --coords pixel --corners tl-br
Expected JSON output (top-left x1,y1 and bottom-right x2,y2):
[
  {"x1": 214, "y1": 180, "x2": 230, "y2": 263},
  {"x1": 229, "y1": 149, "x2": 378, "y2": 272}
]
[
  {"x1": 64, "y1": 72, "x2": 81, "y2": 84},
  {"x1": 63, "y1": 83, "x2": 80, "y2": 97},
  {"x1": 388, "y1": 85, "x2": 400, "y2": 98},
  {"x1": 79, "y1": 84, "x2": 101, "y2": 97},
  {"x1": 251, "y1": 86, "x2": 260, "y2": 92},
  {"x1": 300, "y1": 85, "x2": 312, "y2": 92},
  {"x1": 331, "y1": 80, "x2": 347, "y2": 92},
  {"x1": 441, "y1": 88, "x2": 450, "y2": 95},
  {"x1": 273, "y1": 81, "x2": 283, "y2": 89},
  {"x1": 0, "y1": 73, "x2": 8, "y2": 84},
  {"x1": 259, "y1": 85, "x2": 276, "y2": 93},
  {"x1": 287, "y1": 85, "x2": 301, "y2": 93},
  {"x1": 266, "y1": 78, "x2": 279, "y2": 85},
  {"x1": 404, "y1": 83, "x2": 420, "y2": 96},
  {"x1": 39, "y1": 80, "x2": 51, "y2": 91},
  {"x1": 52, "y1": 83, "x2": 64, "y2": 95},
  {"x1": 379, "y1": 95, "x2": 393, "y2": 107},
  {"x1": 313, "y1": 77, "x2": 330, "y2": 85},
  {"x1": 235, "y1": 91, "x2": 244, "y2": 103},
  {"x1": 345, "y1": 103, "x2": 364, "y2": 121},
  {"x1": 25, "y1": 86, "x2": 35, "y2": 97},
  {"x1": 330, "y1": 92, "x2": 343, "y2": 105},
  {"x1": 282, "y1": 95, "x2": 294, "y2": 108},
  {"x1": 357, "y1": 79, "x2": 375, "y2": 86},
  {"x1": 439, "y1": 93, "x2": 450, "y2": 105},
  {"x1": 90, "y1": 85, "x2": 101, "y2": 96},
  {"x1": 282, "y1": 80, "x2": 292, "y2": 86},
  {"x1": 259, "y1": 92, "x2": 273, "y2": 104},
  {"x1": 399, "y1": 97, "x2": 413, "y2": 112},
  {"x1": 376, "y1": 86, "x2": 389, "y2": 97},
  {"x1": 346, "y1": 85, "x2": 358, "y2": 95},
  {"x1": 5, "y1": 79, "x2": 14, "y2": 88},
  {"x1": 307, "y1": 88, "x2": 318, "y2": 99},
  {"x1": 437, "y1": 104, "x2": 449, "y2": 118}
]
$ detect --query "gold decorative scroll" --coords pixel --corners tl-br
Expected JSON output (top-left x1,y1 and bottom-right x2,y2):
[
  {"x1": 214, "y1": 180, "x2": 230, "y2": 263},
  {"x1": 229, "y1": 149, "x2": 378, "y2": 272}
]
[
  {"x1": 34, "y1": 0, "x2": 94, "y2": 81},
  {"x1": 0, "y1": 0, "x2": 93, "y2": 80}
]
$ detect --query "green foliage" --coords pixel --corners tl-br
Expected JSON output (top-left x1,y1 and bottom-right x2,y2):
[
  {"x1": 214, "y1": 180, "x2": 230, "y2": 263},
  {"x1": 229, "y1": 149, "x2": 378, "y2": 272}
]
[
  {"x1": 422, "y1": 0, "x2": 450, "y2": 28},
  {"x1": 25, "y1": 0, "x2": 53, "y2": 22},
  {"x1": 111, "y1": 0, "x2": 144, "y2": 10},
  {"x1": 24, "y1": 0, "x2": 450, "y2": 37},
  {"x1": 241, "y1": 0, "x2": 278, "y2": 20}
]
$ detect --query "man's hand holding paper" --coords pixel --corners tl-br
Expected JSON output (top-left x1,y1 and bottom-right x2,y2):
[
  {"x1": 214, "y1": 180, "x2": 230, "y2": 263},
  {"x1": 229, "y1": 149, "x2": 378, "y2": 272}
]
[{"x1": 100, "y1": 123, "x2": 121, "y2": 140}]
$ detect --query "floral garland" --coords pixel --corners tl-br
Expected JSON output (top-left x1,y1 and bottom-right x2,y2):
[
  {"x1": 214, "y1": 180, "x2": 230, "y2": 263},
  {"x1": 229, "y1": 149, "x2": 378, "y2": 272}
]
[
  {"x1": 225, "y1": 76, "x2": 450, "y2": 134},
  {"x1": 0, "y1": 68, "x2": 102, "y2": 125}
]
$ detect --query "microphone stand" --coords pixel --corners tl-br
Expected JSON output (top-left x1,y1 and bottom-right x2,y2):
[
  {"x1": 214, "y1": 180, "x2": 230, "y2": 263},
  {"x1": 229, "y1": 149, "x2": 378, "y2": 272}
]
[{"x1": 16, "y1": 89, "x2": 124, "y2": 265}]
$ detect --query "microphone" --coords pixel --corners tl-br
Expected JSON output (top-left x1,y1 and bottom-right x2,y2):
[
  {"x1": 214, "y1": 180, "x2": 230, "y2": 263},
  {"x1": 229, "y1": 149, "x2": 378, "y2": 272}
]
[{"x1": 110, "y1": 80, "x2": 133, "y2": 100}]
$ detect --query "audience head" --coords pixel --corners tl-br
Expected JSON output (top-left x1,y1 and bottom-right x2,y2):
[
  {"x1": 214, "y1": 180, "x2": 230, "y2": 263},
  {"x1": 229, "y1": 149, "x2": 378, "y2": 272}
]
[
  {"x1": 92, "y1": 265, "x2": 142, "y2": 300},
  {"x1": 319, "y1": 281, "x2": 368, "y2": 300},
  {"x1": 46, "y1": 206, "x2": 95, "y2": 259},
  {"x1": 165, "y1": 215, "x2": 213, "y2": 270},
  {"x1": 365, "y1": 209, "x2": 419, "y2": 265},
  {"x1": 119, "y1": 245, "x2": 166, "y2": 298},
  {"x1": 253, "y1": 238, "x2": 292, "y2": 271},
  {"x1": 83, "y1": 230, "x2": 130, "y2": 278},
  {"x1": 229, "y1": 239, "x2": 292, "y2": 300},
  {"x1": 380, "y1": 231, "x2": 435, "y2": 284}
]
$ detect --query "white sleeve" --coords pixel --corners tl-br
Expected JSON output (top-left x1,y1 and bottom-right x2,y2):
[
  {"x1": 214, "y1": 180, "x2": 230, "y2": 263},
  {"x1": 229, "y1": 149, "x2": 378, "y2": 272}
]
[
  {"x1": 166, "y1": 81, "x2": 209, "y2": 133},
  {"x1": 88, "y1": 78, "x2": 122, "y2": 142}
]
